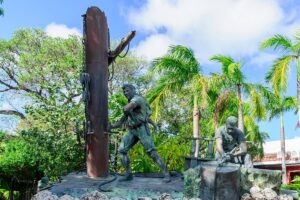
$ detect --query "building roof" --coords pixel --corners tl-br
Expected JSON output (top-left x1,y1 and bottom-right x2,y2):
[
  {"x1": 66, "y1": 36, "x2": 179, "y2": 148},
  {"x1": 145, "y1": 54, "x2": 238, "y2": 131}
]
[
  {"x1": 254, "y1": 160, "x2": 300, "y2": 166},
  {"x1": 254, "y1": 137, "x2": 300, "y2": 166},
  {"x1": 263, "y1": 137, "x2": 300, "y2": 155}
]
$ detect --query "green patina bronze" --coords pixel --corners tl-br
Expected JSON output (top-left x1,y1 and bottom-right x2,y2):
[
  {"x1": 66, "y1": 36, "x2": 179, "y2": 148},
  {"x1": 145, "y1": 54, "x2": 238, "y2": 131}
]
[
  {"x1": 215, "y1": 116, "x2": 245, "y2": 153},
  {"x1": 215, "y1": 116, "x2": 252, "y2": 167},
  {"x1": 110, "y1": 84, "x2": 170, "y2": 182}
]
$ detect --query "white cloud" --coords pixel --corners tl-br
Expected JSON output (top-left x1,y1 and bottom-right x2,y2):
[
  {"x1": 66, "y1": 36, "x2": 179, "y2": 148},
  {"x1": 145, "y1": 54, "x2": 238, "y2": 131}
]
[
  {"x1": 133, "y1": 34, "x2": 173, "y2": 61},
  {"x1": 45, "y1": 23, "x2": 81, "y2": 38},
  {"x1": 250, "y1": 53, "x2": 278, "y2": 68},
  {"x1": 127, "y1": 0, "x2": 300, "y2": 64}
]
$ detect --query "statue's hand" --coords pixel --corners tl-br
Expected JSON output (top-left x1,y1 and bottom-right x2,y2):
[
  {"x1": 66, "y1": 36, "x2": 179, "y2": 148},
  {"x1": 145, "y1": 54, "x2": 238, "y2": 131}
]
[{"x1": 222, "y1": 152, "x2": 233, "y2": 162}]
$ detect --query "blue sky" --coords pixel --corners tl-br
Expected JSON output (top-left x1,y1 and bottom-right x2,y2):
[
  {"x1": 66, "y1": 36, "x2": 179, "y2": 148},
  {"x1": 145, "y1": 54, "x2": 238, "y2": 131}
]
[{"x1": 0, "y1": 0, "x2": 300, "y2": 140}]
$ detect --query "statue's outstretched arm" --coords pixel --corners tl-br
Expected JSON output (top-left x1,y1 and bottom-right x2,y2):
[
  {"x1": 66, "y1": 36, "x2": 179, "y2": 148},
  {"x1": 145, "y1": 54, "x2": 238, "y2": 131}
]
[{"x1": 110, "y1": 115, "x2": 127, "y2": 129}]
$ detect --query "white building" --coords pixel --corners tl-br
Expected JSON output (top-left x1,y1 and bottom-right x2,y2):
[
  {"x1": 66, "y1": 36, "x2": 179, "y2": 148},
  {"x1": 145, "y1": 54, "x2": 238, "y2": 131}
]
[{"x1": 254, "y1": 137, "x2": 300, "y2": 183}]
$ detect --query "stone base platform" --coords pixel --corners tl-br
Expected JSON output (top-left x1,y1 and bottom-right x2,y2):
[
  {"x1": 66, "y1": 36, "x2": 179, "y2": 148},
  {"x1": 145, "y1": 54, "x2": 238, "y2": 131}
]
[{"x1": 48, "y1": 171, "x2": 184, "y2": 199}]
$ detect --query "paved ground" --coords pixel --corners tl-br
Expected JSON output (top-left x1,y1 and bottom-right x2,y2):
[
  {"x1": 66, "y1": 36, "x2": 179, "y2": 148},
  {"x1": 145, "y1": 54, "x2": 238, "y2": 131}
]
[{"x1": 49, "y1": 171, "x2": 184, "y2": 199}]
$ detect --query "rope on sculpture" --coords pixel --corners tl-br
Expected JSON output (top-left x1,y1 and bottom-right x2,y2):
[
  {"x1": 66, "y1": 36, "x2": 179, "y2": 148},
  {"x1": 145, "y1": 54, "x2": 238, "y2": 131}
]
[
  {"x1": 108, "y1": 42, "x2": 130, "y2": 82},
  {"x1": 97, "y1": 173, "x2": 118, "y2": 192},
  {"x1": 108, "y1": 60, "x2": 115, "y2": 82},
  {"x1": 117, "y1": 42, "x2": 130, "y2": 58}
]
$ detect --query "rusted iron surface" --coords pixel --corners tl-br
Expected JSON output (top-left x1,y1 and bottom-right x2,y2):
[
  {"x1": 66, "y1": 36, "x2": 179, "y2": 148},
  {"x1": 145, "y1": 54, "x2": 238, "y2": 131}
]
[
  {"x1": 85, "y1": 6, "x2": 109, "y2": 177},
  {"x1": 108, "y1": 31, "x2": 136, "y2": 65}
]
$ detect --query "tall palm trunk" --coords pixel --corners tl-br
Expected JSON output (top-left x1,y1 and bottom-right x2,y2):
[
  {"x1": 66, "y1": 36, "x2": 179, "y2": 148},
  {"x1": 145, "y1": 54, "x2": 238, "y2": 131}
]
[
  {"x1": 296, "y1": 57, "x2": 300, "y2": 128},
  {"x1": 193, "y1": 94, "x2": 200, "y2": 157},
  {"x1": 213, "y1": 90, "x2": 230, "y2": 131},
  {"x1": 237, "y1": 84, "x2": 244, "y2": 132},
  {"x1": 280, "y1": 111, "x2": 287, "y2": 184}
]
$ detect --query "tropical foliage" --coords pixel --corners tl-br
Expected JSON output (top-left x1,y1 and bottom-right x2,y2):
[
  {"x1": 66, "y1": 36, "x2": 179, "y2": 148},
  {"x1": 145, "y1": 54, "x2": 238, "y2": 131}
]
[
  {"x1": 148, "y1": 45, "x2": 207, "y2": 157},
  {"x1": 260, "y1": 32, "x2": 300, "y2": 127},
  {"x1": 0, "y1": 27, "x2": 299, "y2": 199}
]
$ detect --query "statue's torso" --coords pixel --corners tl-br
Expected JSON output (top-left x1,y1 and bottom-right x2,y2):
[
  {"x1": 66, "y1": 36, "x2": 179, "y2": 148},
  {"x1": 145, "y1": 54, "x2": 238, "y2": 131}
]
[
  {"x1": 219, "y1": 126, "x2": 244, "y2": 152},
  {"x1": 126, "y1": 95, "x2": 150, "y2": 127}
]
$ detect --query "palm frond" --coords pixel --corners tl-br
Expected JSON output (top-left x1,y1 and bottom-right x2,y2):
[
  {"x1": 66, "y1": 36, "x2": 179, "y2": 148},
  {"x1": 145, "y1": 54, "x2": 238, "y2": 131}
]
[
  {"x1": 265, "y1": 92, "x2": 280, "y2": 120},
  {"x1": 191, "y1": 74, "x2": 210, "y2": 109},
  {"x1": 260, "y1": 34, "x2": 293, "y2": 53},
  {"x1": 252, "y1": 84, "x2": 273, "y2": 100},
  {"x1": 213, "y1": 89, "x2": 231, "y2": 129},
  {"x1": 291, "y1": 42, "x2": 300, "y2": 53},
  {"x1": 244, "y1": 116, "x2": 269, "y2": 158},
  {"x1": 282, "y1": 96, "x2": 297, "y2": 113},
  {"x1": 208, "y1": 74, "x2": 227, "y2": 89},
  {"x1": 210, "y1": 55, "x2": 234, "y2": 75},
  {"x1": 265, "y1": 55, "x2": 292, "y2": 95},
  {"x1": 248, "y1": 87, "x2": 267, "y2": 120},
  {"x1": 169, "y1": 45, "x2": 199, "y2": 69},
  {"x1": 146, "y1": 81, "x2": 170, "y2": 120},
  {"x1": 293, "y1": 31, "x2": 300, "y2": 46},
  {"x1": 266, "y1": 94, "x2": 296, "y2": 120},
  {"x1": 152, "y1": 45, "x2": 199, "y2": 80},
  {"x1": 229, "y1": 62, "x2": 245, "y2": 84}
]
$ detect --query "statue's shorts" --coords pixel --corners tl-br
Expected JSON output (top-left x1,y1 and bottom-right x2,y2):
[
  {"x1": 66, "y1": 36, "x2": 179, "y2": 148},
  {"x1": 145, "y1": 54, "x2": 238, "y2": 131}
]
[{"x1": 118, "y1": 125, "x2": 156, "y2": 154}]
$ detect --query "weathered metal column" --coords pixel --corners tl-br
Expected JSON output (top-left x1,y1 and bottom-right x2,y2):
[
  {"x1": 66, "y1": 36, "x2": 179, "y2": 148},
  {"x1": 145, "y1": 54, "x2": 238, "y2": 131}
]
[
  {"x1": 85, "y1": 7, "x2": 109, "y2": 177},
  {"x1": 83, "y1": 6, "x2": 135, "y2": 178}
]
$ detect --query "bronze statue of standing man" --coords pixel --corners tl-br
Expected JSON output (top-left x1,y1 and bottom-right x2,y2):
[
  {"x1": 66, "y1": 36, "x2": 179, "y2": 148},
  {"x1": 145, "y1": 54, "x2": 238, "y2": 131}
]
[{"x1": 110, "y1": 84, "x2": 171, "y2": 182}]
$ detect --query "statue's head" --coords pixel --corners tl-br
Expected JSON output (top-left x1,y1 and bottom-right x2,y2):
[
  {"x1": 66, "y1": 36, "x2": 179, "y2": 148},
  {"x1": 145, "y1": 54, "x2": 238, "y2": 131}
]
[
  {"x1": 122, "y1": 84, "x2": 136, "y2": 100},
  {"x1": 226, "y1": 116, "x2": 237, "y2": 133}
]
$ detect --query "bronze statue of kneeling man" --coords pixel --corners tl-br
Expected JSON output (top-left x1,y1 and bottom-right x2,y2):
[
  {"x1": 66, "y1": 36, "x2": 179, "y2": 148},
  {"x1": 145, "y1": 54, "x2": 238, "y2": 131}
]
[
  {"x1": 215, "y1": 116, "x2": 253, "y2": 168},
  {"x1": 110, "y1": 84, "x2": 171, "y2": 182}
]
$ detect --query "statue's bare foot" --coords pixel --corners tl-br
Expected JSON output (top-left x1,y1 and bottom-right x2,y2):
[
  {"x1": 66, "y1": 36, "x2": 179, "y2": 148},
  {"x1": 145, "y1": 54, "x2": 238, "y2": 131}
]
[{"x1": 119, "y1": 173, "x2": 133, "y2": 181}]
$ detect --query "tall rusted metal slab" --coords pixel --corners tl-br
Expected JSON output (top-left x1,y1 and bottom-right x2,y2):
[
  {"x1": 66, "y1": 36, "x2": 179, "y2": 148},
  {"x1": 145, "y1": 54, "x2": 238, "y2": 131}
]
[{"x1": 85, "y1": 7, "x2": 109, "y2": 177}]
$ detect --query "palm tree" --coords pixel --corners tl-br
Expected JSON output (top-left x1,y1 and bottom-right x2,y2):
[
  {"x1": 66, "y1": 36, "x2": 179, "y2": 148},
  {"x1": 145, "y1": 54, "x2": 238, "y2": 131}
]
[
  {"x1": 260, "y1": 32, "x2": 300, "y2": 128},
  {"x1": 212, "y1": 89, "x2": 231, "y2": 131},
  {"x1": 210, "y1": 55, "x2": 246, "y2": 132},
  {"x1": 147, "y1": 45, "x2": 208, "y2": 157},
  {"x1": 266, "y1": 94, "x2": 297, "y2": 184},
  {"x1": 244, "y1": 114, "x2": 269, "y2": 158}
]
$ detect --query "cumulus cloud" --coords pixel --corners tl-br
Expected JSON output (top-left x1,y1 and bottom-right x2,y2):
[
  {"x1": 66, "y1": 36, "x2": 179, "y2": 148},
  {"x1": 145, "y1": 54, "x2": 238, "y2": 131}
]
[
  {"x1": 133, "y1": 34, "x2": 174, "y2": 60},
  {"x1": 250, "y1": 53, "x2": 278, "y2": 68},
  {"x1": 127, "y1": 0, "x2": 300, "y2": 64},
  {"x1": 45, "y1": 23, "x2": 81, "y2": 38}
]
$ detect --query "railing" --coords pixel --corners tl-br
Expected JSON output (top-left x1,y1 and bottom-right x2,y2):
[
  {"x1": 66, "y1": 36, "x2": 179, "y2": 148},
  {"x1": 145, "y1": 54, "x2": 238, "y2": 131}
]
[{"x1": 183, "y1": 136, "x2": 215, "y2": 169}]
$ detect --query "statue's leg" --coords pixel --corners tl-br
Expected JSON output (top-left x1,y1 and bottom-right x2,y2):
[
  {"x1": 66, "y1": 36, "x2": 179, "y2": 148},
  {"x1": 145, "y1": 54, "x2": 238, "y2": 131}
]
[
  {"x1": 138, "y1": 125, "x2": 171, "y2": 182},
  {"x1": 149, "y1": 150, "x2": 167, "y2": 174},
  {"x1": 148, "y1": 150, "x2": 171, "y2": 182},
  {"x1": 120, "y1": 152, "x2": 131, "y2": 174},
  {"x1": 118, "y1": 131, "x2": 138, "y2": 181}
]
